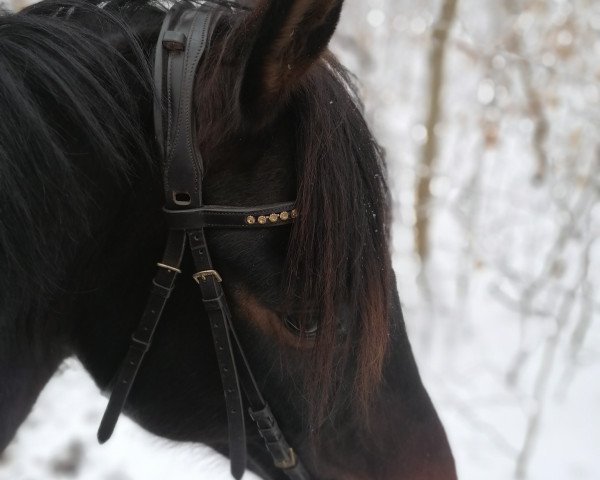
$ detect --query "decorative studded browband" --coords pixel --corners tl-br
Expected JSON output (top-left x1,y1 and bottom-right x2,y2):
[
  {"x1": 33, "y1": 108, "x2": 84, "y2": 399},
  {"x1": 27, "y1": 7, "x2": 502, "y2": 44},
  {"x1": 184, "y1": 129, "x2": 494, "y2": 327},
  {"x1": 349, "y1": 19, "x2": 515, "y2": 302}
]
[{"x1": 97, "y1": 4, "x2": 309, "y2": 479}]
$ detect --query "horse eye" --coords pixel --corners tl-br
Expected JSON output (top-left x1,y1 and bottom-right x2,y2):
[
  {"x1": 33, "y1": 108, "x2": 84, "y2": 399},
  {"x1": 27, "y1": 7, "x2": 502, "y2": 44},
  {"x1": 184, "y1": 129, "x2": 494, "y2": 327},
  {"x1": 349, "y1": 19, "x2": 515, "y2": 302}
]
[{"x1": 283, "y1": 315, "x2": 318, "y2": 338}]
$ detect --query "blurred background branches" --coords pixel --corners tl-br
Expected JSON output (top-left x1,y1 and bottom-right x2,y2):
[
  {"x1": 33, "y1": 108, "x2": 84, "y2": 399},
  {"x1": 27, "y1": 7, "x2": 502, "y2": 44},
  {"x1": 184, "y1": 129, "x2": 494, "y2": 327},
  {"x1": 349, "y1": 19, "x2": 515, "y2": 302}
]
[{"x1": 334, "y1": 0, "x2": 599, "y2": 478}]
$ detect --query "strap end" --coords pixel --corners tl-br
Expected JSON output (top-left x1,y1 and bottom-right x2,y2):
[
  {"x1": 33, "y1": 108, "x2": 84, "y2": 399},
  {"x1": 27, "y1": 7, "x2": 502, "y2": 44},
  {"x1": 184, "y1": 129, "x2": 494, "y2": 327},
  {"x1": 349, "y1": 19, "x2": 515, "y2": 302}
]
[
  {"x1": 231, "y1": 465, "x2": 245, "y2": 480},
  {"x1": 97, "y1": 412, "x2": 117, "y2": 444}
]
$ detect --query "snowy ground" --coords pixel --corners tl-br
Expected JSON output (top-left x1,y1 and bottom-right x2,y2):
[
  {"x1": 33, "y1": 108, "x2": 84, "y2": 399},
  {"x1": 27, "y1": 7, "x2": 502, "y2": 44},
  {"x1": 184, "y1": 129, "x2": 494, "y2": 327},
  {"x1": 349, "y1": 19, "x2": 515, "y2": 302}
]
[
  {"x1": 0, "y1": 359, "x2": 259, "y2": 480},
  {"x1": 2, "y1": 0, "x2": 599, "y2": 479}
]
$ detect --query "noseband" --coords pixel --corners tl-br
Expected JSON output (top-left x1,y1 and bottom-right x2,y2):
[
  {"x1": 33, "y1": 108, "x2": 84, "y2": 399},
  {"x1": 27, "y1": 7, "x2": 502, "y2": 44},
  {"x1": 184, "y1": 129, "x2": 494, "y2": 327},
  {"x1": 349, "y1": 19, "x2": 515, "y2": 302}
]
[{"x1": 97, "y1": 4, "x2": 309, "y2": 479}]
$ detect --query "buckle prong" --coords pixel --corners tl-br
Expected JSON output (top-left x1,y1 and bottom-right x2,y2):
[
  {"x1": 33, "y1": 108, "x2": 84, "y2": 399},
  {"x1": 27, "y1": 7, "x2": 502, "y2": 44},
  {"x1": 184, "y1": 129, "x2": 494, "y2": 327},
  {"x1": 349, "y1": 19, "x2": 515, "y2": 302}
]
[
  {"x1": 157, "y1": 263, "x2": 182, "y2": 274},
  {"x1": 193, "y1": 270, "x2": 223, "y2": 284},
  {"x1": 274, "y1": 448, "x2": 297, "y2": 470}
]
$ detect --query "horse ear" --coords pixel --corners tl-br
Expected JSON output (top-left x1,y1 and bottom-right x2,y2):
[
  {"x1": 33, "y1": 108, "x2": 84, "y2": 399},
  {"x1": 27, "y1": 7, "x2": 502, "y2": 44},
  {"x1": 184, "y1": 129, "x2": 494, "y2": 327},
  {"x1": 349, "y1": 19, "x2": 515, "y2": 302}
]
[{"x1": 239, "y1": 0, "x2": 344, "y2": 119}]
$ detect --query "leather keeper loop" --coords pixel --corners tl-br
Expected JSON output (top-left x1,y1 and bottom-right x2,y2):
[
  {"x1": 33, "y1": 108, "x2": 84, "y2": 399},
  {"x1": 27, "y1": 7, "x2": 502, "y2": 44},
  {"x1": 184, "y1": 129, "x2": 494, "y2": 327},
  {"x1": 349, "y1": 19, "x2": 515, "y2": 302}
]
[
  {"x1": 202, "y1": 294, "x2": 227, "y2": 311},
  {"x1": 162, "y1": 30, "x2": 186, "y2": 51},
  {"x1": 249, "y1": 405, "x2": 276, "y2": 430},
  {"x1": 130, "y1": 336, "x2": 151, "y2": 352},
  {"x1": 152, "y1": 279, "x2": 173, "y2": 297}
]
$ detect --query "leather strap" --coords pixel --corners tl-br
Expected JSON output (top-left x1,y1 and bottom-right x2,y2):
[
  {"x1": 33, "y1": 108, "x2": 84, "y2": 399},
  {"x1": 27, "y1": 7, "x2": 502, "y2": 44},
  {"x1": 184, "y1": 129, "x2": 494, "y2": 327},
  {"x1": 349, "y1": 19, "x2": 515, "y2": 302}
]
[
  {"x1": 187, "y1": 227, "x2": 309, "y2": 479},
  {"x1": 164, "y1": 202, "x2": 297, "y2": 230},
  {"x1": 187, "y1": 229, "x2": 247, "y2": 479},
  {"x1": 97, "y1": 230, "x2": 186, "y2": 444},
  {"x1": 249, "y1": 406, "x2": 310, "y2": 479},
  {"x1": 157, "y1": 6, "x2": 221, "y2": 209},
  {"x1": 152, "y1": 7, "x2": 175, "y2": 159},
  {"x1": 228, "y1": 317, "x2": 310, "y2": 479}
]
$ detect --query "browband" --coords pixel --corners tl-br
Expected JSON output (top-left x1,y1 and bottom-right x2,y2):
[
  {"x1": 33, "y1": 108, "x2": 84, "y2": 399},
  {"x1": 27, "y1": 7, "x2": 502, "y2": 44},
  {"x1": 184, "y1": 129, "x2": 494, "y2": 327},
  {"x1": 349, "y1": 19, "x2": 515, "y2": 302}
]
[
  {"x1": 98, "y1": 4, "x2": 308, "y2": 480},
  {"x1": 164, "y1": 202, "x2": 298, "y2": 230}
]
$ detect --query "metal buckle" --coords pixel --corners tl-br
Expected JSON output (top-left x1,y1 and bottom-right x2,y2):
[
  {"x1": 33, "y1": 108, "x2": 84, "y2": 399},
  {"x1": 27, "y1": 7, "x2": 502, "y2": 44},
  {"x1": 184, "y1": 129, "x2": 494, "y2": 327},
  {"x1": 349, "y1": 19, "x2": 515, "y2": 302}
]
[
  {"x1": 157, "y1": 263, "x2": 182, "y2": 274},
  {"x1": 274, "y1": 448, "x2": 297, "y2": 470},
  {"x1": 193, "y1": 270, "x2": 223, "y2": 284}
]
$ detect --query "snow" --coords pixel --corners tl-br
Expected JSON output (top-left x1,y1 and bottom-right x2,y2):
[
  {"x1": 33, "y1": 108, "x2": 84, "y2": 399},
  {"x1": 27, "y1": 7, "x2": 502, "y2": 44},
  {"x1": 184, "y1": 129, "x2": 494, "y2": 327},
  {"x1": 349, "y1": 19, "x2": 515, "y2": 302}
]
[{"x1": 0, "y1": 359, "x2": 260, "y2": 480}]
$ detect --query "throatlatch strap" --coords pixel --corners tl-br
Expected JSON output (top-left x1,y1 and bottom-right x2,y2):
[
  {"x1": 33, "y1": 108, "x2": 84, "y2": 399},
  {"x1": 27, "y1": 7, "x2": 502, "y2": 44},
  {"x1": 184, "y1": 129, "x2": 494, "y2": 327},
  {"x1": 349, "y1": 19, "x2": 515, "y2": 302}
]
[
  {"x1": 229, "y1": 325, "x2": 310, "y2": 479},
  {"x1": 187, "y1": 229, "x2": 247, "y2": 479},
  {"x1": 98, "y1": 230, "x2": 186, "y2": 443}
]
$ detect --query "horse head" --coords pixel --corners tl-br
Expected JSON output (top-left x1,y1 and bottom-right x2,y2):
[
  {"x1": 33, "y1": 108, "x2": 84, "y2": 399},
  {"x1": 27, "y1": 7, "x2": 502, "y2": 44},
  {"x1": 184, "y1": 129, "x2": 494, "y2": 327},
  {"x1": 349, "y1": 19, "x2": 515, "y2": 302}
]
[{"x1": 0, "y1": 1, "x2": 456, "y2": 478}]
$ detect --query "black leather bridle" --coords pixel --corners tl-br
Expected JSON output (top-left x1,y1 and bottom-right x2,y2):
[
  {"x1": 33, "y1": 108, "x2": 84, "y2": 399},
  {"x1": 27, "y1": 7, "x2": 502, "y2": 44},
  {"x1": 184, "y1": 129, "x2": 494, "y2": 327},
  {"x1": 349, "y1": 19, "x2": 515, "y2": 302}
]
[{"x1": 97, "y1": 4, "x2": 310, "y2": 479}]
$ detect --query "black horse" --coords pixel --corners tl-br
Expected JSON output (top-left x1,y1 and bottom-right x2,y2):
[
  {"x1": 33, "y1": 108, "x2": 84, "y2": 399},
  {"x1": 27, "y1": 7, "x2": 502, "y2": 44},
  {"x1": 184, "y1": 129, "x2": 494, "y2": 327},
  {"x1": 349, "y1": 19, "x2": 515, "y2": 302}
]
[{"x1": 0, "y1": 1, "x2": 457, "y2": 478}]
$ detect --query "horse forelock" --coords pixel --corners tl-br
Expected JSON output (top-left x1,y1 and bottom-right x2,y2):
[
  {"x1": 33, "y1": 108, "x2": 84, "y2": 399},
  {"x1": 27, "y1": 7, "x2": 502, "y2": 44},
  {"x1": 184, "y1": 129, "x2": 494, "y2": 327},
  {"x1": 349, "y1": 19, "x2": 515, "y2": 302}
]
[
  {"x1": 283, "y1": 56, "x2": 392, "y2": 434},
  {"x1": 196, "y1": 9, "x2": 393, "y2": 431}
]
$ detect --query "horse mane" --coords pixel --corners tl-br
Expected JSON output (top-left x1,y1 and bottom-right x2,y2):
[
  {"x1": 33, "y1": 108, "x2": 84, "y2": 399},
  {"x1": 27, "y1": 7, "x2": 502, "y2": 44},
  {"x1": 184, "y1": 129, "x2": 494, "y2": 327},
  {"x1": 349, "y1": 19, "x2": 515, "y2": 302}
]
[
  {"x1": 286, "y1": 57, "x2": 390, "y2": 429},
  {"x1": 1, "y1": 0, "x2": 391, "y2": 432},
  {"x1": 0, "y1": 1, "x2": 155, "y2": 332}
]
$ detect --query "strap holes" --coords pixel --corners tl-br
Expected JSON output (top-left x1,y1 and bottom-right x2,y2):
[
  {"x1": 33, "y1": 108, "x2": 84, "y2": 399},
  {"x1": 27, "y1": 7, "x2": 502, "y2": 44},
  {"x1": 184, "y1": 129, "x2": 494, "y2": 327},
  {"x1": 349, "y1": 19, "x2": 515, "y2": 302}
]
[{"x1": 173, "y1": 191, "x2": 192, "y2": 206}]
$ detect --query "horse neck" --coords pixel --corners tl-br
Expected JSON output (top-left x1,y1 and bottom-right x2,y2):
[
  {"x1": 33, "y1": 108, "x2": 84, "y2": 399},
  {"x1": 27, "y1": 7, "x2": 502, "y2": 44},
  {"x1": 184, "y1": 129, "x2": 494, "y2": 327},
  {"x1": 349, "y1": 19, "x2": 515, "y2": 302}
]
[{"x1": 0, "y1": 9, "x2": 159, "y2": 453}]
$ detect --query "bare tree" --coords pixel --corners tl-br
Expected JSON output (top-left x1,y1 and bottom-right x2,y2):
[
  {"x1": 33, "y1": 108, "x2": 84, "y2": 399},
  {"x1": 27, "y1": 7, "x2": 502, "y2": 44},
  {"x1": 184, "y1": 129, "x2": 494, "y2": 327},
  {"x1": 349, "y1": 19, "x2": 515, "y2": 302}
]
[{"x1": 415, "y1": 0, "x2": 459, "y2": 267}]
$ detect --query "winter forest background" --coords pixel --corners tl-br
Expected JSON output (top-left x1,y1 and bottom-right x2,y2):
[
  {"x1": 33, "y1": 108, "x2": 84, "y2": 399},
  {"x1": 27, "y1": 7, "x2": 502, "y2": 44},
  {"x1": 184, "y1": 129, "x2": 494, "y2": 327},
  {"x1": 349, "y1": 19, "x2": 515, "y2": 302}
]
[{"x1": 1, "y1": 0, "x2": 599, "y2": 479}]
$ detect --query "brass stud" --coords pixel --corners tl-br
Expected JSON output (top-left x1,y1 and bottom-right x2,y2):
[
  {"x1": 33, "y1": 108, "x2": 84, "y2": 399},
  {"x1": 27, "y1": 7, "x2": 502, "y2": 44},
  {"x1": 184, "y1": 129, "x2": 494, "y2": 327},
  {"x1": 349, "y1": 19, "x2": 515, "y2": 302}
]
[
  {"x1": 280, "y1": 211, "x2": 290, "y2": 221},
  {"x1": 269, "y1": 213, "x2": 279, "y2": 223},
  {"x1": 246, "y1": 215, "x2": 256, "y2": 225},
  {"x1": 290, "y1": 209, "x2": 298, "y2": 219},
  {"x1": 258, "y1": 215, "x2": 267, "y2": 225}
]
